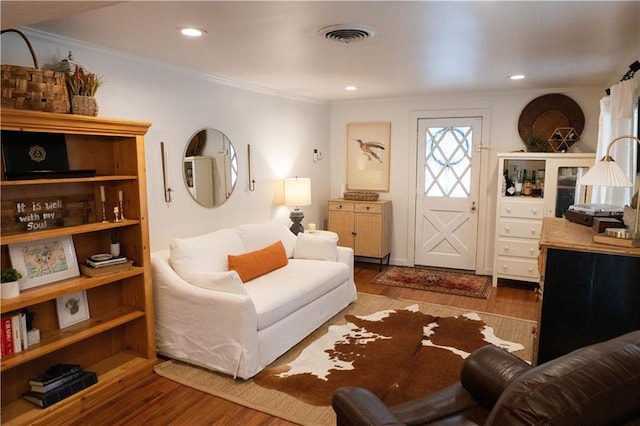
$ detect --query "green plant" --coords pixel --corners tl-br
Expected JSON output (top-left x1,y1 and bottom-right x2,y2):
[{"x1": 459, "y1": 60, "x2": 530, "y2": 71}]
[
  {"x1": 1, "y1": 267, "x2": 22, "y2": 283},
  {"x1": 66, "y1": 66, "x2": 104, "y2": 97},
  {"x1": 523, "y1": 135, "x2": 550, "y2": 152}
]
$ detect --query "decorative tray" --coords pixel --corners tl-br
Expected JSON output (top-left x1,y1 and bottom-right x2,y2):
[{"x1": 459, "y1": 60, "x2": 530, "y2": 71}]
[{"x1": 343, "y1": 191, "x2": 379, "y2": 201}]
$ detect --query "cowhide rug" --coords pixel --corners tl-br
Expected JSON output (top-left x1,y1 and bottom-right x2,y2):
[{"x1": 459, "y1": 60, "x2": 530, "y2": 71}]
[{"x1": 253, "y1": 303, "x2": 523, "y2": 407}]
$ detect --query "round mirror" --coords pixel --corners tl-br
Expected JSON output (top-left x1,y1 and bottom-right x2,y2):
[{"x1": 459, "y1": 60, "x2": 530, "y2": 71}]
[{"x1": 183, "y1": 128, "x2": 238, "y2": 207}]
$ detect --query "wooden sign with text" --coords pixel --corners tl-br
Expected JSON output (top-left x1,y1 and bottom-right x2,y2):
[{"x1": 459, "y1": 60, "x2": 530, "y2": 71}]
[{"x1": 1, "y1": 194, "x2": 97, "y2": 235}]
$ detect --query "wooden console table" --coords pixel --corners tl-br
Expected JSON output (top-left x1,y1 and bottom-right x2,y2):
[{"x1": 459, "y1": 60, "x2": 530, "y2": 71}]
[{"x1": 537, "y1": 217, "x2": 640, "y2": 364}]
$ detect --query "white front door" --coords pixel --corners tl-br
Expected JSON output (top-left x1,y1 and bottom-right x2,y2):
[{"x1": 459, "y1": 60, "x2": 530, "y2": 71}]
[{"x1": 415, "y1": 117, "x2": 482, "y2": 270}]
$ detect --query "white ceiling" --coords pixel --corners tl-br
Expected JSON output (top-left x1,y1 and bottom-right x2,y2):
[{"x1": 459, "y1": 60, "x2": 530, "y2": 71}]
[{"x1": 2, "y1": 1, "x2": 639, "y2": 102}]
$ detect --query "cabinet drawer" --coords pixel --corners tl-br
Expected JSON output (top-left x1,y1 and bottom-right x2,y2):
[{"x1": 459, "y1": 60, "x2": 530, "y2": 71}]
[
  {"x1": 496, "y1": 238, "x2": 539, "y2": 259},
  {"x1": 498, "y1": 219, "x2": 542, "y2": 239},
  {"x1": 495, "y1": 257, "x2": 540, "y2": 279},
  {"x1": 500, "y1": 200, "x2": 544, "y2": 219},
  {"x1": 329, "y1": 201, "x2": 354, "y2": 212},
  {"x1": 354, "y1": 203, "x2": 382, "y2": 214}
]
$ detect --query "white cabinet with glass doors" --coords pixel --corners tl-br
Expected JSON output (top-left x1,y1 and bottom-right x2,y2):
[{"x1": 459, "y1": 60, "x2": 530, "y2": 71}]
[{"x1": 493, "y1": 152, "x2": 595, "y2": 286}]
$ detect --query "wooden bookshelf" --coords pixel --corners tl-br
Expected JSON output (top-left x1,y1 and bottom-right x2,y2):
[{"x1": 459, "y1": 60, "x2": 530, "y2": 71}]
[{"x1": 0, "y1": 109, "x2": 156, "y2": 424}]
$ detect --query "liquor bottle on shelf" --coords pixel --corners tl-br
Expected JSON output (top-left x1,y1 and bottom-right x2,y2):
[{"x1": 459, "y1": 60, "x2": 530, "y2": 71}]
[
  {"x1": 511, "y1": 166, "x2": 522, "y2": 196},
  {"x1": 504, "y1": 170, "x2": 515, "y2": 196},
  {"x1": 530, "y1": 170, "x2": 539, "y2": 197},
  {"x1": 522, "y1": 169, "x2": 532, "y2": 196}
]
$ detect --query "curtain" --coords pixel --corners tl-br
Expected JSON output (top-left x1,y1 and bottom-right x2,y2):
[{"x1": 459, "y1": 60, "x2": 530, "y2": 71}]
[{"x1": 590, "y1": 77, "x2": 639, "y2": 206}]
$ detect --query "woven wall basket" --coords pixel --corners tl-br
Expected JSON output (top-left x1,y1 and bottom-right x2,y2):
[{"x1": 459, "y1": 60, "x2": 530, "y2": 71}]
[{"x1": 1, "y1": 29, "x2": 70, "y2": 113}]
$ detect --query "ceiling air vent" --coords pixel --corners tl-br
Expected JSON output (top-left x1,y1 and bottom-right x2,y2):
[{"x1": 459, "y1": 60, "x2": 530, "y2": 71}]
[{"x1": 317, "y1": 24, "x2": 376, "y2": 44}]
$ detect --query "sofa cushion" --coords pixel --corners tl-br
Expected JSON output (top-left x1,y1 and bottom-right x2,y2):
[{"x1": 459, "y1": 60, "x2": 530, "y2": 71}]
[
  {"x1": 228, "y1": 241, "x2": 289, "y2": 282},
  {"x1": 244, "y1": 259, "x2": 350, "y2": 330},
  {"x1": 169, "y1": 228, "x2": 246, "y2": 280},
  {"x1": 184, "y1": 270, "x2": 248, "y2": 295},
  {"x1": 294, "y1": 232, "x2": 338, "y2": 261},
  {"x1": 233, "y1": 221, "x2": 297, "y2": 258}
]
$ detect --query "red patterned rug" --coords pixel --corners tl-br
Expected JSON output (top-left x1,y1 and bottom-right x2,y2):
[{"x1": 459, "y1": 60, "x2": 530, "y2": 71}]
[{"x1": 372, "y1": 266, "x2": 492, "y2": 298}]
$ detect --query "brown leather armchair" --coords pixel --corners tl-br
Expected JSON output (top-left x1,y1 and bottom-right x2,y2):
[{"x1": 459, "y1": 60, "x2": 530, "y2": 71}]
[{"x1": 332, "y1": 330, "x2": 640, "y2": 425}]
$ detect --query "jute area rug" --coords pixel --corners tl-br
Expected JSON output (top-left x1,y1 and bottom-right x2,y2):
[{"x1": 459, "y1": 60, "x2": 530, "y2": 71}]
[
  {"x1": 372, "y1": 266, "x2": 492, "y2": 298},
  {"x1": 154, "y1": 293, "x2": 535, "y2": 426}
]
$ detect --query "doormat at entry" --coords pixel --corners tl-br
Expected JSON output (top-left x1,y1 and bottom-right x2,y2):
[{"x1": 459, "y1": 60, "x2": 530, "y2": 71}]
[{"x1": 371, "y1": 266, "x2": 492, "y2": 298}]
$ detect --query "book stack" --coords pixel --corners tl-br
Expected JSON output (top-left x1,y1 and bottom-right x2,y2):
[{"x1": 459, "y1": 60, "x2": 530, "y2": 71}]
[
  {"x1": 81, "y1": 256, "x2": 133, "y2": 277},
  {"x1": 23, "y1": 364, "x2": 97, "y2": 408},
  {"x1": 1, "y1": 312, "x2": 29, "y2": 356}
]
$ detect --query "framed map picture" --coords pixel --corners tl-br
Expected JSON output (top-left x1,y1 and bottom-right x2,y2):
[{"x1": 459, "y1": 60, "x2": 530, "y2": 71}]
[
  {"x1": 346, "y1": 122, "x2": 391, "y2": 191},
  {"x1": 9, "y1": 235, "x2": 80, "y2": 290}
]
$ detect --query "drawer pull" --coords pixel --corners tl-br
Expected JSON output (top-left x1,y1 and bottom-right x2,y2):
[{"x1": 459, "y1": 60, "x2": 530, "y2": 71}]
[
  {"x1": 532, "y1": 208, "x2": 538, "y2": 214},
  {"x1": 505, "y1": 226, "x2": 510, "y2": 232},
  {"x1": 503, "y1": 246, "x2": 509, "y2": 252},
  {"x1": 503, "y1": 265, "x2": 508, "y2": 270},
  {"x1": 530, "y1": 228, "x2": 536, "y2": 234},
  {"x1": 339, "y1": 204, "x2": 343, "y2": 209},
  {"x1": 366, "y1": 206, "x2": 370, "y2": 210},
  {"x1": 528, "y1": 267, "x2": 533, "y2": 273},
  {"x1": 529, "y1": 248, "x2": 535, "y2": 254},
  {"x1": 506, "y1": 207, "x2": 511, "y2": 213}
]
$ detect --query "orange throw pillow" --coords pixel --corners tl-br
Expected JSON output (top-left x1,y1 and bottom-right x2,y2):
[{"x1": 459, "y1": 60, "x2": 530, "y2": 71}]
[{"x1": 228, "y1": 241, "x2": 288, "y2": 283}]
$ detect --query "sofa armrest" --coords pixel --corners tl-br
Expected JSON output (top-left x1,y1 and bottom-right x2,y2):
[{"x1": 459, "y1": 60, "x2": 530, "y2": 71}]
[
  {"x1": 337, "y1": 246, "x2": 356, "y2": 301},
  {"x1": 460, "y1": 344, "x2": 531, "y2": 410},
  {"x1": 151, "y1": 251, "x2": 260, "y2": 379},
  {"x1": 333, "y1": 387, "x2": 404, "y2": 426}
]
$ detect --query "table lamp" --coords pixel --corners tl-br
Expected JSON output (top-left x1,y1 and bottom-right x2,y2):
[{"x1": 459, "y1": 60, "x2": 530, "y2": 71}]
[
  {"x1": 578, "y1": 135, "x2": 640, "y2": 240},
  {"x1": 284, "y1": 177, "x2": 311, "y2": 235}
]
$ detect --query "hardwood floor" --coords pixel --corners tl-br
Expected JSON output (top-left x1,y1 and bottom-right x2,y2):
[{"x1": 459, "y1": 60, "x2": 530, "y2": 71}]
[{"x1": 64, "y1": 263, "x2": 539, "y2": 425}]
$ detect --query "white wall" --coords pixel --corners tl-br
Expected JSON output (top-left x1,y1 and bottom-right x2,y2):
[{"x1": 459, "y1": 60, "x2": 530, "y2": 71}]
[
  {"x1": 329, "y1": 89, "x2": 603, "y2": 273},
  {"x1": 2, "y1": 29, "x2": 607, "y2": 270},
  {"x1": 1, "y1": 29, "x2": 331, "y2": 251}
]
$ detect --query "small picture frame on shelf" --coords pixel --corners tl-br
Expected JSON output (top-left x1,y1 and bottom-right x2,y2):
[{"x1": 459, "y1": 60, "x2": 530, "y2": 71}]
[
  {"x1": 8, "y1": 235, "x2": 80, "y2": 291},
  {"x1": 56, "y1": 290, "x2": 90, "y2": 329}
]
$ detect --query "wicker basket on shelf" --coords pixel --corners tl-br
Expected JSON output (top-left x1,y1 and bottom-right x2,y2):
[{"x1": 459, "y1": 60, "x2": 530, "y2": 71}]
[
  {"x1": 343, "y1": 191, "x2": 379, "y2": 201},
  {"x1": 1, "y1": 29, "x2": 70, "y2": 113}
]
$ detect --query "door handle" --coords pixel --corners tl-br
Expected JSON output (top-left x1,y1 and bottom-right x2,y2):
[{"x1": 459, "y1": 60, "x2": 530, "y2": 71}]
[{"x1": 471, "y1": 201, "x2": 477, "y2": 212}]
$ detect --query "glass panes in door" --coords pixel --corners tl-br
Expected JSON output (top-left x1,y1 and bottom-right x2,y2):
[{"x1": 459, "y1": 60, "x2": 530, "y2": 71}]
[{"x1": 424, "y1": 126, "x2": 472, "y2": 198}]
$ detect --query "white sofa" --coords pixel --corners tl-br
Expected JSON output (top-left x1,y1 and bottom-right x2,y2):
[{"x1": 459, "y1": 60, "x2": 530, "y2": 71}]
[{"x1": 151, "y1": 221, "x2": 357, "y2": 379}]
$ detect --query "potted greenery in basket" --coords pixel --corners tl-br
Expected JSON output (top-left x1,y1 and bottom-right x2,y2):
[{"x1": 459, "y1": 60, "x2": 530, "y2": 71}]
[
  {"x1": 1, "y1": 267, "x2": 22, "y2": 299},
  {"x1": 66, "y1": 66, "x2": 104, "y2": 116},
  {"x1": 523, "y1": 135, "x2": 550, "y2": 152}
]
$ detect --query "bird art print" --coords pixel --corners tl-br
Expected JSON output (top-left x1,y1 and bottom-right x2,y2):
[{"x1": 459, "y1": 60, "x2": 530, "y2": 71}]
[
  {"x1": 353, "y1": 139, "x2": 385, "y2": 163},
  {"x1": 346, "y1": 122, "x2": 391, "y2": 192}
]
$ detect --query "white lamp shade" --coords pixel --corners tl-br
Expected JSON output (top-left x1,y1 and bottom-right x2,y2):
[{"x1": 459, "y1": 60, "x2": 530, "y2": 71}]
[
  {"x1": 284, "y1": 177, "x2": 311, "y2": 207},
  {"x1": 578, "y1": 160, "x2": 633, "y2": 187}
]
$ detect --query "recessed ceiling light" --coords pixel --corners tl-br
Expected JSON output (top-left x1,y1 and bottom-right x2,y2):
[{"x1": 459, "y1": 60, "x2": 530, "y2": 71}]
[
  {"x1": 345, "y1": 86, "x2": 358, "y2": 91},
  {"x1": 178, "y1": 27, "x2": 207, "y2": 37},
  {"x1": 509, "y1": 74, "x2": 526, "y2": 80}
]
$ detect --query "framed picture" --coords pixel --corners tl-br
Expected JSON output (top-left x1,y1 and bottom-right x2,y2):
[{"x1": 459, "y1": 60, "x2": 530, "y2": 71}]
[
  {"x1": 56, "y1": 290, "x2": 90, "y2": 329},
  {"x1": 9, "y1": 235, "x2": 80, "y2": 291},
  {"x1": 346, "y1": 122, "x2": 391, "y2": 191}
]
